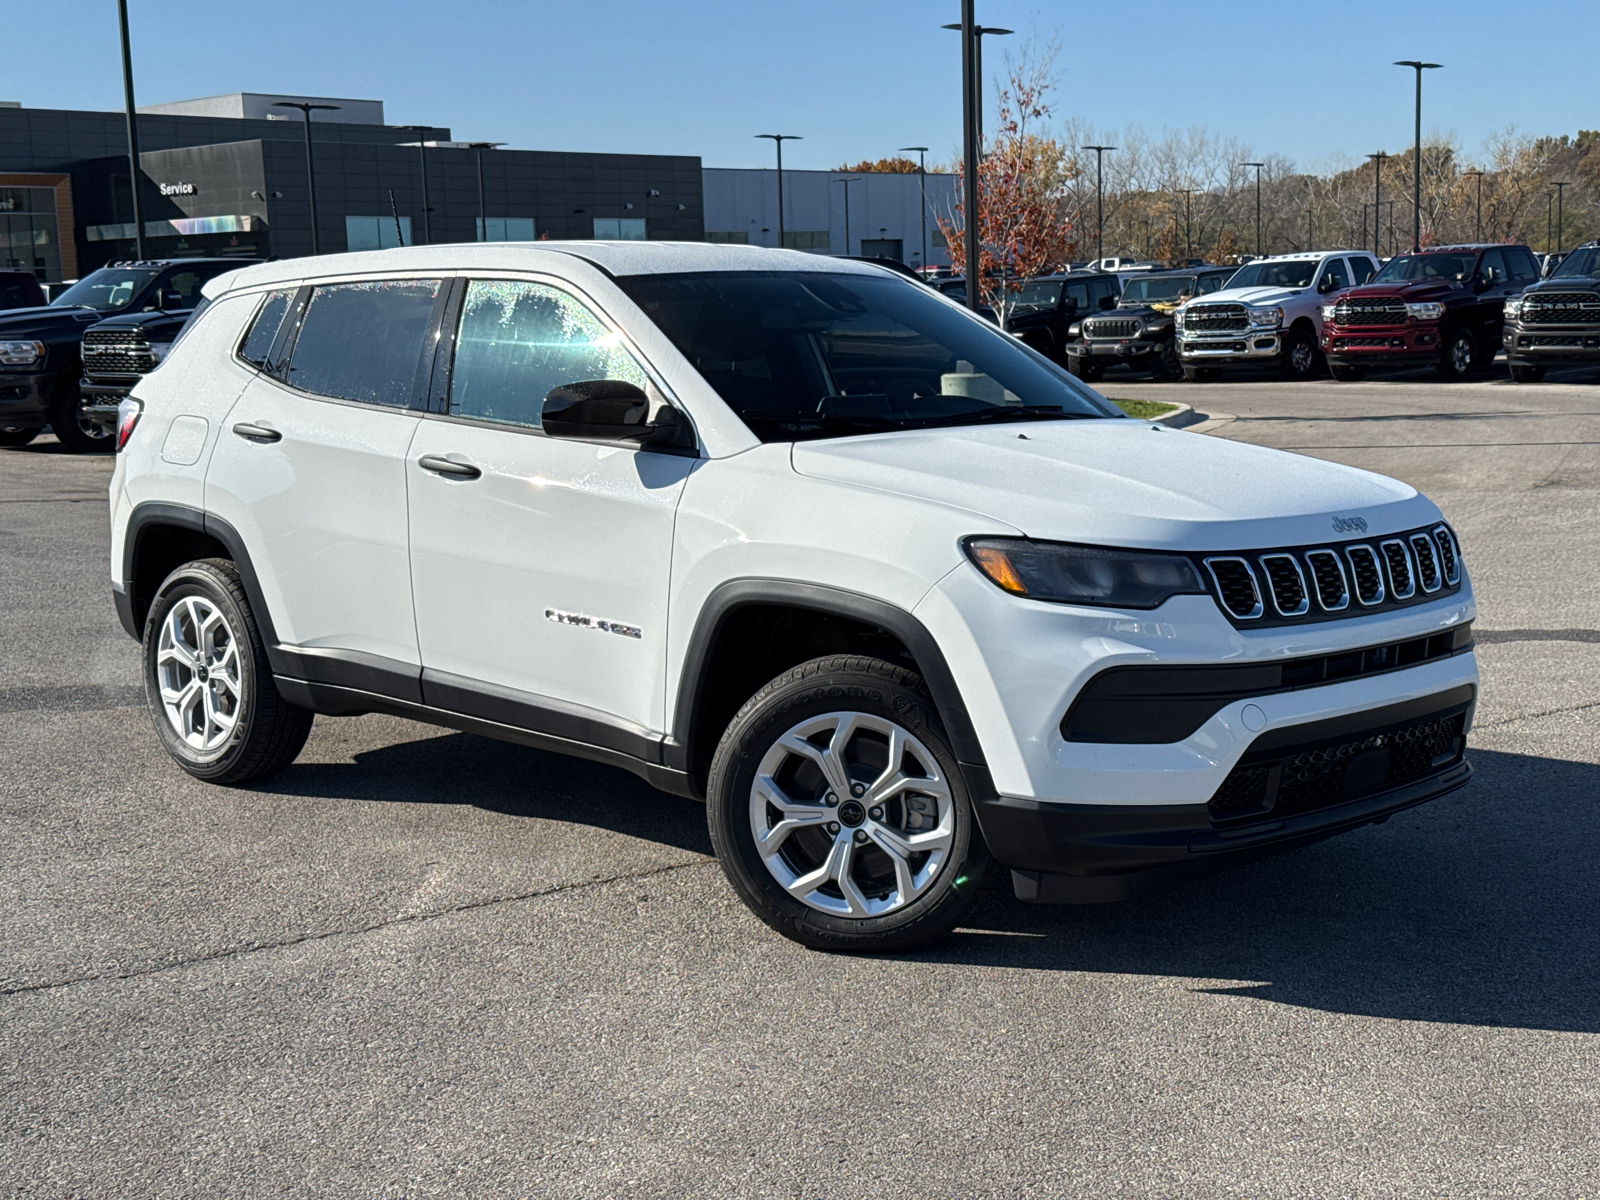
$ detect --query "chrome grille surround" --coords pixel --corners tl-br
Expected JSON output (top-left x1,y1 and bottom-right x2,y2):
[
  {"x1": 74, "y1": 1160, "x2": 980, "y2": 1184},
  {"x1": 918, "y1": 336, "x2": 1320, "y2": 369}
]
[
  {"x1": 1184, "y1": 303, "x2": 1249, "y2": 333},
  {"x1": 1379, "y1": 539, "x2": 1417, "y2": 600},
  {"x1": 1258, "y1": 554, "x2": 1310, "y2": 617},
  {"x1": 1431, "y1": 524, "x2": 1460, "y2": 586},
  {"x1": 1345, "y1": 544, "x2": 1386, "y2": 606},
  {"x1": 1304, "y1": 550, "x2": 1350, "y2": 612},
  {"x1": 1409, "y1": 533, "x2": 1442, "y2": 593},
  {"x1": 1334, "y1": 298, "x2": 1408, "y2": 326}
]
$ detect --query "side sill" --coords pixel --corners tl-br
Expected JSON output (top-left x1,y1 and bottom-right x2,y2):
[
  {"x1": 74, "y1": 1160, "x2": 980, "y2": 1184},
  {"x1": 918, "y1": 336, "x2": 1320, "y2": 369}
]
[{"x1": 273, "y1": 676, "x2": 698, "y2": 799}]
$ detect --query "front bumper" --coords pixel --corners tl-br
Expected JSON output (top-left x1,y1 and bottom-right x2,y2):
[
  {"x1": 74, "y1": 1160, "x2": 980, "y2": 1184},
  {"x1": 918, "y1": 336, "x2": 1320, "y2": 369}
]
[
  {"x1": 79, "y1": 375, "x2": 136, "y2": 432},
  {"x1": 1502, "y1": 324, "x2": 1600, "y2": 364},
  {"x1": 1179, "y1": 331, "x2": 1282, "y2": 363},
  {"x1": 1066, "y1": 339, "x2": 1164, "y2": 361},
  {"x1": 1322, "y1": 323, "x2": 1443, "y2": 364},
  {"x1": 0, "y1": 370, "x2": 56, "y2": 425}
]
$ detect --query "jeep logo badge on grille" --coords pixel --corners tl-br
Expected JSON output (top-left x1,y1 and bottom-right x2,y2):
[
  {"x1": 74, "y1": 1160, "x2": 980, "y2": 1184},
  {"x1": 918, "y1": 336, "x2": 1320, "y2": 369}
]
[{"x1": 1332, "y1": 515, "x2": 1369, "y2": 534}]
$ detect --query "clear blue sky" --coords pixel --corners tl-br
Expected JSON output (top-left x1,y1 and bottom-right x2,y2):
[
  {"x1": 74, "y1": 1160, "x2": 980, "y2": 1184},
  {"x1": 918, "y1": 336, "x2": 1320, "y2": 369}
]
[{"x1": 9, "y1": 0, "x2": 1595, "y2": 171}]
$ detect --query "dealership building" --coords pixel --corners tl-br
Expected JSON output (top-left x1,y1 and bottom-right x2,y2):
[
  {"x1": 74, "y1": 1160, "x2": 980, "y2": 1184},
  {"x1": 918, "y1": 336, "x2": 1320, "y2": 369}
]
[{"x1": 1, "y1": 91, "x2": 952, "y2": 281}]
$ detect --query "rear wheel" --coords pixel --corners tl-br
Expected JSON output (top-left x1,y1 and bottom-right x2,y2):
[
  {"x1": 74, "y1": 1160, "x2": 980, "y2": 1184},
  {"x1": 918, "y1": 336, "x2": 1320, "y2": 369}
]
[
  {"x1": 1067, "y1": 355, "x2": 1104, "y2": 383},
  {"x1": 48, "y1": 379, "x2": 114, "y2": 453},
  {"x1": 707, "y1": 655, "x2": 990, "y2": 953},
  {"x1": 1329, "y1": 364, "x2": 1368, "y2": 382},
  {"x1": 1436, "y1": 327, "x2": 1477, "y2": 380},
  {"x1": 1183, "y1": 366, "x2": 1223, "y2": 383},
  {"x1": 0, "y1": 426, "x2": 41, "y2": 447},
  {"x1": 1509, "y1": 363, "x2": 1547, "y2": 384},
  {"x1": 1280, "y1": 327, "x2": 1321, "y2": 381}
]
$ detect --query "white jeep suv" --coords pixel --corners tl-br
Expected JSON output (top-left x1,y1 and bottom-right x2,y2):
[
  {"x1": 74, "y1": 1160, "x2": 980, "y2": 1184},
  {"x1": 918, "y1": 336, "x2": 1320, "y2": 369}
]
[
  {"x1": 110, "y1": 243, "x2": 1477, "y2": 952},
  {"x1": 1176, "y1": 250, "x2": 1380, "y2": 381}
]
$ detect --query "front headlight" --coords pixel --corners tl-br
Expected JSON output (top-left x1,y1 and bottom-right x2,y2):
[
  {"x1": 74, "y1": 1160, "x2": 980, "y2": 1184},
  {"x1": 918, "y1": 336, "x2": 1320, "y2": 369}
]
[
  {"x1": 1321, "y1": 304, "x2": 1338, "y2": 322},
  {"x1": 1504, "y1": 297, "x2": 1525, "y2": 319},
  {"x1": 1173, "y1": 310, "x2": 1186, "y2": 330},
  {"x1": 965, "y1": 538, "x2": 1207, "y2": 609},
  {"x1": 1406, "y1": 302, "x2": 1444, "y2": 321},
  {"x1": 1248, "y1": 306, "x2": 1282, "y2": 328},
  {"x1": 0, "y1": 340, "x2": 45, "y2": 366}
]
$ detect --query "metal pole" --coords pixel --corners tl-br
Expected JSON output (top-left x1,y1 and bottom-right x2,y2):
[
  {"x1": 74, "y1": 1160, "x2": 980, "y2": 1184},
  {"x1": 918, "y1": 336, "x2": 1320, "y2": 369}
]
[
  {"x1": 1307, "y1": 208, "x2": 1313, "y2": 250},
  {"x1": 835, "y1": 177, "x2": 861, "y2": 256},
  {"x1": 1395, "y1": 62, "x2": 1440, "y2": 252},
  {"x1": 961, "y1": 0, "x2": 980, "y2": 309},
  {"x1": 301, "y1": 109, "x2": 320, "y2": 254},
  {"x1": 1554, "y1": 181, "x2": 1569, "y2": 254},
  {"x1": 1242, "y1": 162, "x2": 1265, "y2": 256},
  {"x1": 419, "y1": 142, "x2": 430, "y2": 243},
  {"x1": 1367, "y1": 153, "x2": 1385, "y2": 258},
  {"x1": 477, "y1": 149, "x2": 485, "y2": 241},
  {"x1": 901, "y1": 147, "x2": 929, "y2": 271},
  {"x1": 1083, "y1": 146, "x2": 1115, "y2": 264},
  {"x1": 389, "y1": 190, "x2": 404, "y2": 247},
  {"x1": 116, "y1": 0, "x2": 146, "y2": 259},
  {"x1": 1465, "y1": 169, "x2": 1484, "y2": 242},
  {"x1": 756, "y1": 135, "x2": 802, "y2": 249}
]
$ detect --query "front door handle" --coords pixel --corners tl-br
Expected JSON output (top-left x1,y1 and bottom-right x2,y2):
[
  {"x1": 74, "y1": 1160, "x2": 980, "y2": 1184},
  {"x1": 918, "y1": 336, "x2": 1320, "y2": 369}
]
[
  {"x1": 232, "y1": 421, "x2": 281, "y2": 443},
  {"x1": 418, "y1": 454, "x2": 482, "y2": 480}
]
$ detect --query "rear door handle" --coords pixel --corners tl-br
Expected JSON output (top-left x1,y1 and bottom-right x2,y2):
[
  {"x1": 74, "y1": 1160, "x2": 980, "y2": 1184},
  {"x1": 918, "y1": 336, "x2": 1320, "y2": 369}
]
[
  {"x1": 232, "y1": 422, "x2": 281, "y2": 443},
  {"x1": 418, "y1": 454, "x2": 482, "y2": 480}
]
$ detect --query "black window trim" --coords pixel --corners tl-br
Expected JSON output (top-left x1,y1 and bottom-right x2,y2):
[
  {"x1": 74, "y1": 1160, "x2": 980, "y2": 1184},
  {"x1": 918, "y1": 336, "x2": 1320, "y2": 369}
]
[{"x1": 232, "y1": 285, "x2": 302, "y2": 374}]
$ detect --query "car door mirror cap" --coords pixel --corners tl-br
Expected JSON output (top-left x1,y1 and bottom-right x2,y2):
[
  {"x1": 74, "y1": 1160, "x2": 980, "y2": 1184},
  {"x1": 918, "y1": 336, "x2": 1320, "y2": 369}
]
[{"x1": 542, "y1": 380, "x2": 695, "y2": 453}]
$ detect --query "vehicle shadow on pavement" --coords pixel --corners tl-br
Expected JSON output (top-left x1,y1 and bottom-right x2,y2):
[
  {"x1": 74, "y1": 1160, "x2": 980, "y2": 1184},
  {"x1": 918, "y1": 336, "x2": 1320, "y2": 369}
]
[
  {"x1": 937, "y1": 747, "x2": 1600, "y2": 1034},
  {"x1": 270, "y1": 729, "x2": 715, "y2": 858}
]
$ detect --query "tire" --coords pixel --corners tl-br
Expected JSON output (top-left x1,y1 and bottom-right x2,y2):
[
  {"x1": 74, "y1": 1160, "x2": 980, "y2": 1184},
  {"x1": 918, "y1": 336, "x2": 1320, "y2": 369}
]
[
  {"x1": 1435, "y1": 327, "x2": 1477, "y2": 380},
  {"x1": 47, "y1": 378, "x2": 114, "y2": 453},
  {"x1": 1183, "y1": 366, "x2": 1223, "y2": 383},
  {"x1": 0, "y1": 426, "x2": 41, "y2": 447},
  {"x1": 706, "y1": 654, "x2": 991, "y2": 953},
  {"x1": 1509, "y1": 363, "x2": 1547, "y2": 384},
  {"x1": 142, "y1": 558, "x2": 313, "y2": 785},
  {"x1": 1280, "y1": 327, "x2": 1320, "y2": 381},
  {"x1": 1151, "y1": 338, "x2": 1184, "y2": 382},
  {"x1": 1329, "y1": 364, "x2": 1368, "y2": 382},
  {"x1": 1067, "y1": 355, "x2": 1104, "y2": 383}
]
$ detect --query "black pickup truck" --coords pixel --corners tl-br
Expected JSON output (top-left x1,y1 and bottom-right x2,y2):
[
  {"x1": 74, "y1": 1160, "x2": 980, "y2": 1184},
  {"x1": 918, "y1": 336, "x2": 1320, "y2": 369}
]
[
  {"x1": 1501, "y1": 240, "x2": 1600, "y2": 382},
  {"x1": 1064, "y1": 266, "x2": 1235, "y2": 381},
  {"x1": 0, "y1": 258, "x2": 250, "y2": 451}
]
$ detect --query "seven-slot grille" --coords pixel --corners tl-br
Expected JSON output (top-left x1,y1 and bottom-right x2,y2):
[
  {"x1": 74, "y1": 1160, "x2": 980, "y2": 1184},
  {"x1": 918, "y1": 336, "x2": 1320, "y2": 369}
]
[
  {"x1": 1333, "y1": 298, "x2": 1407, "y2": 326},
  {"x1": 1521, "y1": 291, "x2": 1600, "y2": 325},
  {"x1": 1202, "y1": 524, "x2": 1460, "y2": 625},
  {"x1": 1184, "y1": 303, "x2": 1248, "y2": 333},
  {"x1": 81, "y1": 328, "x2": 154, "y2": 375},
  {"x1": 1084, "y1": 317, "x2": 1142, "y2": 339}
]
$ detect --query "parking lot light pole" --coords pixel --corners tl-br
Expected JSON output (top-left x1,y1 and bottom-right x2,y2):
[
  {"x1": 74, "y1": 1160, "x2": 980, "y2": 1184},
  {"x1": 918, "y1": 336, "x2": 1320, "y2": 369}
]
[
  {"x1": 400, "y1": 126, "x2": 434, "y2": 244},
  {"x1": 1242, "y1": 162, "x2": 1265, "y2": 256},
  {"x1": 1553, "y1": 181, "x2": 1570, "y2": 255},
  {"x1": 1366, "y1": 152, "x2": 1387, "y2": 259},
  {"x1": 1546, "y1": 191, "x2": 1554, "y2": 255},
  {"x1": 273, "y1": 101, "x2": 340, "y2": 255},
  {"x1": 1394, "y1": 62, "x2": 1441, "y2": 252},
  {"x1": 942, "y1": 23, "x2": 1012, "y2": 145},
  {"x1": 116, "y1": 0, "x2": 147, "y2": 260},
  {"x1": 899, "y1": 146, "x2": 930, "y2": 272},
  {"x1": 467, "y1": 143, "x2": 505, "y2": 242},
  {"x1": 834, "y1": 177, "x2": 862, "y2": 257},
  {"x1": 1306, "y1": 208, "x2": 1314, "y2": 251},
  {"x1": 1464, "y1": 168, "x2": 1485, "y2": 242},
  {"x1": 960, "y1": 1, "x2": 980, "y2": 310},
  {"x1": 1179, "y1": 188, "x2": 1196, "y2": 260},
  {"x1": 755, "y1": 134, "x2": 802, "y2": 249},
  {"x1": 1083, "y1": 145, "x2": 1115, "y2": 264}
]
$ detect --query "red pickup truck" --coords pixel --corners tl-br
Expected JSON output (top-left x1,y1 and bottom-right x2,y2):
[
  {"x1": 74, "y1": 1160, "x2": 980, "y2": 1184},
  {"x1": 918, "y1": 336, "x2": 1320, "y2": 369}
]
[{"x1": 1321, "y1": 243, "x2": 1540, "y2": 381}]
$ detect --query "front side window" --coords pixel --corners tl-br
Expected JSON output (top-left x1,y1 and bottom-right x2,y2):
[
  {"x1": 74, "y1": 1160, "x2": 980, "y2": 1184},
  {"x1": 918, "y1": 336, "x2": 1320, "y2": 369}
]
[
  {"x1": 1010, "y1": 279, "x2": 1065, "y2": 313},
  {"x1": 1320, "y1": 258, "x2": 1351, "y2": 291},
  {"x1": 449, "y1": 279, "x2": 648, "y2": 429},
  {"x1": 159, "y1": 269, "x2": 208, "y2": 307},
  {"x1": 50, "y1": 267, "x2": 160, "y2": 312},
  {"x1": 1478, "y1": 249, "x2": 1509, "y2": 284},
  {"x1": 1372, "y1": 253, "x2": 1480, "y2": 283},
  {"x1": 615, "y1": 270, "x2": 1117, "y2": 443},
  {"x1": 284, "y1": 279, "x2": 441, "y2": 406},
  {"x1": 1064, "y1": 281, "x2": 1091, "y2": 311},
  {"x1": 239, "y1": 289, "x2": 295, "y2": 368},
  {"x1": 1349, "y1": 256, "x2": 1379, "y2": 284}
]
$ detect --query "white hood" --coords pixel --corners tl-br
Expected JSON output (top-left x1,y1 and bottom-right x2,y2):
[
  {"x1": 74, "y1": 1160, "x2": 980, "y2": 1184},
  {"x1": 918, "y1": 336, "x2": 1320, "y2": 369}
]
[
  {"x1": 791, "y1": 420, "x2": 1435, "y2": 550},
  {"x1": 1199, "y1": 285, "x2": 1308, "y2": 307}
]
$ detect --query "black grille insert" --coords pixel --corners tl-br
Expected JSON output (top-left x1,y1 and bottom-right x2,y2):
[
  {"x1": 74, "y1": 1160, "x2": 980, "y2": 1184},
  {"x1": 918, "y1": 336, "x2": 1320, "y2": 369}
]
[
  {"x1": 1335, "y1": 299, "x2": 1408, "y2": 326},
  {"x1": 1346, "y1": 545, "x2": 1384, "y2": 605},
  {"x1": 1205, "y1": 558, "x2": 1263, "y2": 619},
  {"x1": 1259, "y1": 555, "x2": 1308, "y2": 616},
  {"x1": 1410, "y1": 534, "x2": 1441, "y2": 592},
  {"x1": 1432, "y1": 526, "x2": 1458, "y2": 585},
  {"x1": 1305, "y1": 551, "x2": 1348, "y2": 611},
  {"x1": 1522, "y1": 292, "x2": 1600, "y2": 325},
  {"x1": 1380, "y1": 540, "x2": 1415, "y2": 599}
]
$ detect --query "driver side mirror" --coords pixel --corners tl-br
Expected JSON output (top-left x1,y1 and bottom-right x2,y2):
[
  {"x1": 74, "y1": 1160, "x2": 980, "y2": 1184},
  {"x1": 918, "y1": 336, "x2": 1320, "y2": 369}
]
[
  {"x1": 1317, "y1": 275, "x2": 1339, "y2": 294},
  {"x1": 542, "y1": 379, "x2": 695, "y2": 454},
  {"x1": 158, "y1": 289, "x2": 185, "y2": 310}
]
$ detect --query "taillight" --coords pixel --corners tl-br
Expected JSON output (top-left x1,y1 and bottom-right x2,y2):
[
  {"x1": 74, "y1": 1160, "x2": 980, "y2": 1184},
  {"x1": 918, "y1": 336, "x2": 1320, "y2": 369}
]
[{"x1": 116, "y1": 397, "x2": 143, "y2": 451}]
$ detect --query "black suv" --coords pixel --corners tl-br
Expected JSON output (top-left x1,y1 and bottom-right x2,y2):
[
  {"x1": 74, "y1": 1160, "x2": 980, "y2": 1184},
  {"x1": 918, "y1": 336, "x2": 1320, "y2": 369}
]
[
  {"x1": 1003, "y1": 272, "x2": 1122, "y2": 364},
  {"x1": 1502, "y1": 241, "x2": 1600, "y2": 382},
  {"x1": 0, "y1": 258, "x2": 251, "y2": 451},
  {"x1": 1065, "y1": 266, "x2": 1235, "y2": 381}
]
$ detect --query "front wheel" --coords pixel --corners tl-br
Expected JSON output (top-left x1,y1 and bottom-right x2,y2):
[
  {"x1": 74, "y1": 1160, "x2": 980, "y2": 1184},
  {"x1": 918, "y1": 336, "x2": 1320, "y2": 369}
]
[
  {"x1": 1280, "y1": 328, "x2": 1321, "y2": 381},
  {"x1": 1436, "y1": 327, "x2": 1477, "y2": 380},
  {"x1": 1151, "y1": 339, "x2": 1184, "y2": 382},
  {"x1": 707, "y1": 655, "x2": 991, "y2": 953},
  {"x1": 143, "y1": 559, "x2": 313, "y2": 784},
  {"x1": 1329, "y1": 364, "x2": 1368, "y2": 382},
  {"x1": 48, "y1": 379, "x2": 114, "y2": 453},
  {"x1": 1509, "y1": 363, "x2": 1547, "y2": 384}
]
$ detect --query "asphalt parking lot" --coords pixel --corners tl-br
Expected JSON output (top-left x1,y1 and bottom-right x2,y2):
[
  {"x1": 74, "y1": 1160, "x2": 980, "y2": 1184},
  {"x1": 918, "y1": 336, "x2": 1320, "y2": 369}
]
[{"x1": 3, "y1": 368, "x2": 1599, "y2": 1197}]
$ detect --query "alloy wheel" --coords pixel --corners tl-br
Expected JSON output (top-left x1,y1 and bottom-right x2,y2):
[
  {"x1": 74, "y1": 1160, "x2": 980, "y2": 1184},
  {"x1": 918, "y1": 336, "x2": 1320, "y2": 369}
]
[
  {"x1": 1291, "y1": 336, "x2": 1315, "y2": 375},
  {"x1": 156, "y1": 595, "x2": 243, "y2": 753},
  {"x1": 1450, "y1": 331, "x2": 1473, "y2": 376},
  {"x1": 748, "y1": 711, "x2": 955, "y2": 918}
]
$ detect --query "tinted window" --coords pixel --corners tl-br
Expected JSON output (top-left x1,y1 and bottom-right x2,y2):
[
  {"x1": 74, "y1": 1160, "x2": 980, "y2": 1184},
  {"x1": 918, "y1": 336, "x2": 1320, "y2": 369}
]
[
  {"x1": 1478, "y1": 249, "x2": 1509, "y2": 285},
  {"x1": 615, "y1": 271, "x2": 1115, "y2": 443},
  {"x1": 1321, "y1": 258, "x2": 1351, "y2": 290},
  {"x1": 449, "y1": 280, "x2": 649, "y2": 429},
  {"x1": 1010, "y1": 280, "x2": 1064, "y2": 314},
  {"x1": 1224, "y1": 259, "x2": 1318, "y2": 289},
  {"x1": 1092, "y1": 278, "x2": 1121, "y2": 306},
  {"x1": 1121, "y1": 275, "x2": 1200, "y2": 304},
  {"x1": 1064, "y1": 281, "x2": 1091, "y2": 311},
  {"x1": 1198, "y1": 272, "x2": 1230, "y2": 294},
  {"x1": 1373, "y1": 253, "x2": 1479, "y2": 283},
  {"x1": 50, "y1": 267, "x2": 160, "y2": 312},
  {"x1": 239, "y1": 290, "x2": 294, "y2": 368},
  {"x1": 285, "y1": 279, "x2": 440, "y2": 406},
  {"x1": 1509, "y1": 248, "x2": 1542, "y2": 281},
  {"x1": 1349, "y1": 256, "x2": 1379, "y2": 284}
]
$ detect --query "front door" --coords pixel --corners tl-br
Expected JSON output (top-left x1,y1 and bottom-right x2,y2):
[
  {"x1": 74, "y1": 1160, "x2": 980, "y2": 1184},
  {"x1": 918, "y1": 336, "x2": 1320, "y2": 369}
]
[{"x1": 407, "y1": 277, "x2": 696, "y2": 746}]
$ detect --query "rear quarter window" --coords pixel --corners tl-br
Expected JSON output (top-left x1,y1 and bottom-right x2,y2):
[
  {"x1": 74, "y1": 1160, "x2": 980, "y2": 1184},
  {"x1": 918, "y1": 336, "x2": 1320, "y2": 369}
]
[{"x1": 238, "y1": 290, "x2": 295, "y2": 368}]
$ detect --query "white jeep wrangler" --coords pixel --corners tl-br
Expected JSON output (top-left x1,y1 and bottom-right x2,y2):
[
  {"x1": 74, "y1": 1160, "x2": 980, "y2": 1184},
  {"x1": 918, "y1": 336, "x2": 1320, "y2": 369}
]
[
  {"x1": 109, "y1": 243, "x2": 1476, "y2": 952},
  {"x1": 1176, "y1": 250, "x2": 1380, "y2": 381}
]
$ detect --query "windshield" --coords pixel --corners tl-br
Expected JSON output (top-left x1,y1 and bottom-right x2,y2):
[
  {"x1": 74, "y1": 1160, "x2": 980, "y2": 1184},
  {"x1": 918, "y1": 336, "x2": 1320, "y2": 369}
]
[
  {"x1": 614, "y1": 271, "x2": 1118, "y2": 442},
  {"x1": 1221, "y1": 259, "x2": 1316, "y2": 290},
  {"x1": 50, "y1": 267, "x2": 160, "y2": 312},
  {"x1": 1119, "y1": 275, "x2": 1199, "y2": 305},
  {"x1": 1009, "y1": 279, "x2": 1064, "y2": 313},
  {"x1": 1552, "y1": 247, "x2": 1600, "y2": 279},
  {"x1": 1371, "y1": 253, "x2": 1479, "y2": 284}
]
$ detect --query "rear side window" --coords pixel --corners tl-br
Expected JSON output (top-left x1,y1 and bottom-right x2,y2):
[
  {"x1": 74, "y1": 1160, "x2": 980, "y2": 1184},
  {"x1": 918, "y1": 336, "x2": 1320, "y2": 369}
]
[
  {"x1": 1506, "y1": 248, "x2": 1540, "y2": 281},
  {"x1": 448, "y1": 279, "x2": 648, "y2": 429},
  {"x1": 1349, "y1": 256, "x2": 1378, "y2": 284},
  {"x1": 239, "y1": 290, "x2": 294, "y2": 367},
  {"x1": 284, "y1": 279, "x2": 441, "y2": 406}
]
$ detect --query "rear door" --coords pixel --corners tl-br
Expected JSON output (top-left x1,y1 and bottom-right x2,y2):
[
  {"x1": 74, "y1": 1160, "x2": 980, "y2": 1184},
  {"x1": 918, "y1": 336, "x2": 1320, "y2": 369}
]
[{"x1": 205, "y1": 276, "x2": 445, "y2": 697}]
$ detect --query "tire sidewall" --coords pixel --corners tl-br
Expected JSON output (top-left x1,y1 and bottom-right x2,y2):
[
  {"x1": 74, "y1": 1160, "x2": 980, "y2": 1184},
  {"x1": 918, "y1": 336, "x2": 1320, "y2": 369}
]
[
  {"x1": 1440, "y1": 328, "x2": 1475, "y2": 379},
  {"x1": 143, "y1": 563, "x2": 261, "y2": 780},
  {"x1": 708, "y1": 663, "x2": 987, "y2": 950}
]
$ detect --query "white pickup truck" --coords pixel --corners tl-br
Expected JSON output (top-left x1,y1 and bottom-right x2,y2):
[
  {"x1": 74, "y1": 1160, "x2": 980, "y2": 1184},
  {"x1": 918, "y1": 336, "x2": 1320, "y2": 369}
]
[{"x1": 1175, "y1": 250, "x2": 1379, "y2": 381}]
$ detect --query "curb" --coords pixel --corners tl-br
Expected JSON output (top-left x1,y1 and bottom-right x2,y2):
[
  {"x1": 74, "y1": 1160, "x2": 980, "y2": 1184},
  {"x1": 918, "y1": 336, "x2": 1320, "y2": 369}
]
[
  {"x1": 1180, "y1": 410, "x2": 1238, "y2": 435},
  {"x1": 1150, "y1": 402, "x2": 1202, "y2": 429}
]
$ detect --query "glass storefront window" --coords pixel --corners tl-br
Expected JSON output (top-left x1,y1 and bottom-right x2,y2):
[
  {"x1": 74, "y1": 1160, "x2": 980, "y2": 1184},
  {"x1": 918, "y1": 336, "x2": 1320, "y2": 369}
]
[
  {"x1": 345, "y1": 215, "x2": 413, "y2": 252},
  {"x1": 0, "y1": 187, "x2": 63, "y2": 281},
  {"x1": 476, "y1": 217, "x2": 536, "y2": 241},
  {"x1": 592, "y1": 217, "x2": 646, "y2": 240}
]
